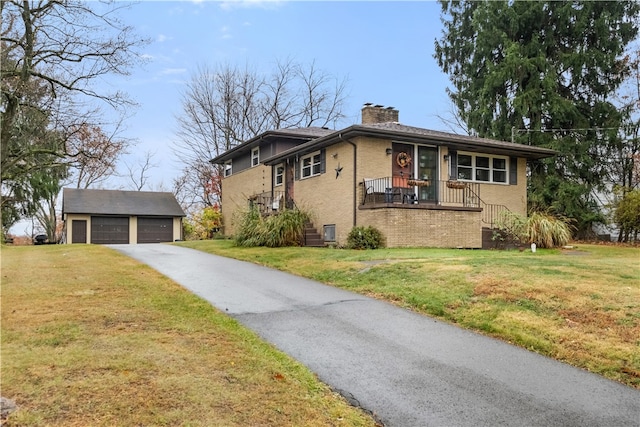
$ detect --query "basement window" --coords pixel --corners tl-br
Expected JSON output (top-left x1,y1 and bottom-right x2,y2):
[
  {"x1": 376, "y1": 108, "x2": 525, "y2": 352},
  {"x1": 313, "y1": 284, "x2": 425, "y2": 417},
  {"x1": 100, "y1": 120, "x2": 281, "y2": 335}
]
[{"x1": 323, "y1": 224, "x2": 336, "y2": 242}]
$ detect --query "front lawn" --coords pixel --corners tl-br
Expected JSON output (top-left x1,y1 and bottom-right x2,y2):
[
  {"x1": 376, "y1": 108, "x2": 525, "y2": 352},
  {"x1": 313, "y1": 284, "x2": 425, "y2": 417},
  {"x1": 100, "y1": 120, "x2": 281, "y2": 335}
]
[
  {"x1": 178, "y1": 240, "x2": 640, "y2": 389},
  {"x1": 0, "y1": 245, "x2": 377, "y2": 426}
]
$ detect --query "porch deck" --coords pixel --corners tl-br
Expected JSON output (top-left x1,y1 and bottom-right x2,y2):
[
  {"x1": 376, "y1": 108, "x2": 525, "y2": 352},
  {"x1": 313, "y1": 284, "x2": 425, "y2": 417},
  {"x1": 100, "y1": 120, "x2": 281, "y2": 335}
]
[
  {"x1": 361, "y1": 177, "x2": 481, "y2": 208},
  {"x1": 359, "y1": 177, "x2": 509, "y2": 229}
]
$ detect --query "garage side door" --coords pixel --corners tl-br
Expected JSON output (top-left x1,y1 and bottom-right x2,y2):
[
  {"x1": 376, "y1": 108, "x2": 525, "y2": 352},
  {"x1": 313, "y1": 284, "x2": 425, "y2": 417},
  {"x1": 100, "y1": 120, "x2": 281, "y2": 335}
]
[
  {"x1": 91, "y1": 216, "x2": 129, "y2": 244},
  {"x1": 137, "y1": 217, "x2": 173, "y2": 243},
  {"x1": 71, "y1": 220, "x2": 87, "y2": 243}
]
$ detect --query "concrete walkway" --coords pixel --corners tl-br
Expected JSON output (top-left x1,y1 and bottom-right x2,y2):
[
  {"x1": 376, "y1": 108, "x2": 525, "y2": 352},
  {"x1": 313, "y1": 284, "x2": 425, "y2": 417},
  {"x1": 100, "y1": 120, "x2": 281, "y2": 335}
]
[{"x1": 111, "y1": 244, "x2": 640, "y2": 427}]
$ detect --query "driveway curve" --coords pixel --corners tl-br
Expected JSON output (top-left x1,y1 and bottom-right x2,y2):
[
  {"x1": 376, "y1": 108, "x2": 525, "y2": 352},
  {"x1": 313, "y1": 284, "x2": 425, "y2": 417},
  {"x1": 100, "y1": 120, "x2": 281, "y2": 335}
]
[{"x1": 111, "y1": 244, "x2": 640, "y2": 427}]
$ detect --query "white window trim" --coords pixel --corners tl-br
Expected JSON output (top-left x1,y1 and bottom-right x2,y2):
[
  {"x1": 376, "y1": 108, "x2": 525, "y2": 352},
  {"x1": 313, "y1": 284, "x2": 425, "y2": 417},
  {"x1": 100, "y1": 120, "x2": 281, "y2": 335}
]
[
  {"x1": 300, "y1": 151, "x2": 322, "y2": 179},
  {"x1": 251, "y1": 147, "x2": 260, "y2": 167},
  {"x1": 224, "y1": 160, "x2": 232, "y2": 177},
  {"x1": 274, "y1": 163, "x2": 284, "y2": 187},
  {"x1": 457, "y1": 152, "x2": 508, "y2": 184}
]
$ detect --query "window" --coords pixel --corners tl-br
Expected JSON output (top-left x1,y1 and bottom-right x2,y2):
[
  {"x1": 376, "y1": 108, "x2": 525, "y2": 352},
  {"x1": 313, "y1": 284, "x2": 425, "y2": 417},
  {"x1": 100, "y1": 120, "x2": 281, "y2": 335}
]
[
  {"x1": 301, "y1": 152, "x2": 322, "y2": 178},
  {"x1": 457, "y1": 153, "x2": 507, "y2": 183},
  {"x1": 323, "y1": 224, "x2": 336, "y2": 242},
  {"x1": 224, "y1": 161, "x2": 232, "y2": 177},
  {"x1": 274, "y1": 163, "x2": 284, "y2": 186},
  {"x1": 493, "y1": 158, "x2": 507, "y2": 183},
  {"x1": 251, "y1": 147, "x2": 260, "y2": 167},
  {"x1": 458, "y1": 154, "x2": 473, "y2": 180}
]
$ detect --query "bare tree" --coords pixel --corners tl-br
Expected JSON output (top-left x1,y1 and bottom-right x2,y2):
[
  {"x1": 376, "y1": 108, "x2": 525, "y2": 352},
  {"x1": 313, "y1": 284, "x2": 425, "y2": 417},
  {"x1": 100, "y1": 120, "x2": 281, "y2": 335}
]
[
  {"x1": 125, "y1": 151, "x2": 157, "y2": 192},
  {"x1": 173, "y1": 163, "x2": 220, "y2": 214},
  {"x1": 295, "y1": 60, "x2": 348, "y2": 128},
  {"x1": 435, "y1": 98, "x2": 473, "y2": 135},
  {"x1": 172, "y1": 59, "x2": 348, "y2": 209},
  {"x1": 66, "y1": 122, "x2": 130, "y2": 189},
  {"x1": 1, "y1": 0, "x2": 147, "y2": 231}
]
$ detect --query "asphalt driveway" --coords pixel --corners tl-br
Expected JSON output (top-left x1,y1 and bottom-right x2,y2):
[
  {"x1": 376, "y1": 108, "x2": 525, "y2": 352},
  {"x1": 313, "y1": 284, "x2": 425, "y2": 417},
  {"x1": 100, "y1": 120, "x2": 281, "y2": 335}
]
[{"x1": 111, "y1": 244, "x2": 640, "y2": 427}]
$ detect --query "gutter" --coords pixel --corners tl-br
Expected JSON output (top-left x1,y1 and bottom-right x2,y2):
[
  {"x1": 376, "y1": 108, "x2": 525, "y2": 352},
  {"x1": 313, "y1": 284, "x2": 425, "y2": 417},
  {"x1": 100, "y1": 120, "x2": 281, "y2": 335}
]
[{"x1": 264, "y1": 125, "x2": 557, "y2": 164}]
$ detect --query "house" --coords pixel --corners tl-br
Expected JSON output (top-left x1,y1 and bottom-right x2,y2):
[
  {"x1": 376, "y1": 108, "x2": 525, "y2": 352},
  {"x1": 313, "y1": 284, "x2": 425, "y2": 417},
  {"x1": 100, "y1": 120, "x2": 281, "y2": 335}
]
[
  {"x1": 211, "y1": 104, "x2": 556, "y2": 248},
  {"x1": 62, "y1": 188, "x2": 186, "y2": 244}
]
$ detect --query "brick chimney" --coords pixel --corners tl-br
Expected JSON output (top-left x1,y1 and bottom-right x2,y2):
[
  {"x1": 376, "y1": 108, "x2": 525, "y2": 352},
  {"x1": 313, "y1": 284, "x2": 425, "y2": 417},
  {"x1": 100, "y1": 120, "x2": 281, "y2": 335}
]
[{"x1": 361, "y1": 103, "x2": 399, "y2": 124}]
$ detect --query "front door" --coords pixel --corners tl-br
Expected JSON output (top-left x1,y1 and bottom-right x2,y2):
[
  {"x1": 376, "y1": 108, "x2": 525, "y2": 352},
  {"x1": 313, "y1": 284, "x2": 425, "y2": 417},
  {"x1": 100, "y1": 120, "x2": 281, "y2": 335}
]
[
  {"x1": 392, "y1": 143, "x2": 413, "y2": 186},
  {"x1": 392, "y1": 144, "x2": 438, "y2": 203}
]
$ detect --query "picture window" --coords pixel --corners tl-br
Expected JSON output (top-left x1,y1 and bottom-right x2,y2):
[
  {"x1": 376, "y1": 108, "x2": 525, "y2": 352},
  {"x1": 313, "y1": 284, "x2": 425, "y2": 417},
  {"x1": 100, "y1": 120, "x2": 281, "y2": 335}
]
[{"x1": 457, "y1": 153, "x2": 507, "y2": 184}]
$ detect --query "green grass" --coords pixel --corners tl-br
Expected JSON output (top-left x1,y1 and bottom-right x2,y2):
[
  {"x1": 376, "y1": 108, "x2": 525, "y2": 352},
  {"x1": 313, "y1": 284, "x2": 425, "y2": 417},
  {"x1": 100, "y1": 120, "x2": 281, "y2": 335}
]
[
  {"x1": 178, "y1": 240, "x2": 640, "y2": 388},
  {"x1": 1, "y1": 245, "x2": 377, "y2": 426}
]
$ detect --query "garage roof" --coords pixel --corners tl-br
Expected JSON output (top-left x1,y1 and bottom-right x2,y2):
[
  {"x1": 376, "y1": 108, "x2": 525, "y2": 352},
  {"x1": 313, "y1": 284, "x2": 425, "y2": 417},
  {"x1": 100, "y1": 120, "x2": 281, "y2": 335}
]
[{"x1": 62, "y1": 188, "x2": 186, "y2": 217}]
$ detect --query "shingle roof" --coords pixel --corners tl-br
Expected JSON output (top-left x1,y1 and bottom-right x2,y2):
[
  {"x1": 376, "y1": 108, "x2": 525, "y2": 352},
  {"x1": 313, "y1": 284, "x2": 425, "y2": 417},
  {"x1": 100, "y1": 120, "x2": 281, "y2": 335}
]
[
  {"x1": 357, "y1": 122, "x2": 557, "y2": 157},
  {"x1": 210, "y1": 127, "x2": 335, "y2": 164},
  {"x1": 263, "y1": 122, "x2": 556, "y2": 165},
  {"x1": 62, "y1": 188, "x2": 186, "y2": 217},
  {"x1": 270, "y1": 127, "x2": 335, "y2": 138}
]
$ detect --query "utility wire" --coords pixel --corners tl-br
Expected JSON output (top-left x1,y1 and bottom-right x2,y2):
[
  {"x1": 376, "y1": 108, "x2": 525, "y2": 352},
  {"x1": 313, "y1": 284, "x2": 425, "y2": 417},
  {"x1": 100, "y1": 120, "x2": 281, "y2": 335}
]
[{"x1": 511, "y1": 126, "x2": 622, "y2": 143}]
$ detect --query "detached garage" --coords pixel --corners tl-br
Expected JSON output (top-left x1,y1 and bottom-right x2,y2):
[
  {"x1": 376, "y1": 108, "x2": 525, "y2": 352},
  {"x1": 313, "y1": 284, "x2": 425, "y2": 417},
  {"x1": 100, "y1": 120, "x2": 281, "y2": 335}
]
[{"x1": 62, "y1": 188, "x2": 186, "y2": 244}]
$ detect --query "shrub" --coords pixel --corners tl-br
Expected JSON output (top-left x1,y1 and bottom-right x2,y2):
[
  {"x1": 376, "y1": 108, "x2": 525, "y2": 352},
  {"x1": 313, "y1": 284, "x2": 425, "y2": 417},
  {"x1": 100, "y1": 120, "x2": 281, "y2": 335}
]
[
  {"x1": 613, "y1": 188, "x2": 640, "y2": 242},
  {"x1": 493, "y1": 210, "x2": 528, "y2": 247},
  {"x1": 346, "y1": 226, "x2": 385, "y2": 249},
  {"x1": 184, "y1": 205, "x2": 223, "y2": 240},
  {"x1": 234, "y1": 207, "x2": 310, "y2": 247},
  {"x1": 182, "y1": 218, "x2": 196, "y2": 240}
]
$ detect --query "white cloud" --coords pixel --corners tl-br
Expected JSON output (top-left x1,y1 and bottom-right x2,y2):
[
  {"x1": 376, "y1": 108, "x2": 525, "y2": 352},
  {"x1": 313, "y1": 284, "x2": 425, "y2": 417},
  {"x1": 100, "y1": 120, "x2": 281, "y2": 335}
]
[
  {"x1": 220, "y1": 25, "x2": 232, "y2": 39},
  {"x1": 219, "y1": 0, "x2": 284, "y2": 12},
  {"x1": 159, "y1": 68, "x2": 188, "y2": 76},
  {"x1": 157, "y1": 34, "x2": 172, "y2": 43}
]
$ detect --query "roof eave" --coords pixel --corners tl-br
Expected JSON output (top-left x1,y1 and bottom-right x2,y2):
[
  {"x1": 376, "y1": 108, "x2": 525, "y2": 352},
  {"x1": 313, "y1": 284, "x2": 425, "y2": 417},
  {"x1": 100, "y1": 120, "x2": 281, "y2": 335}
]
[
  {"x1": 264, "y1": 125, "x2": 556, "y2": 164},
  {"x1": 210, "y1": 129, "x2": 329, "y2": 164}
]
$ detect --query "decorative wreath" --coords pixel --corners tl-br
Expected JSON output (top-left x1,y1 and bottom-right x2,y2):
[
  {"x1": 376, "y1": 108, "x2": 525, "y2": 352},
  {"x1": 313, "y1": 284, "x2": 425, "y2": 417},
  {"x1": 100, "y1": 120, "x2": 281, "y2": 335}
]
[{"x1": 396, "y1": 152, "x2": 412, "y2": 168}]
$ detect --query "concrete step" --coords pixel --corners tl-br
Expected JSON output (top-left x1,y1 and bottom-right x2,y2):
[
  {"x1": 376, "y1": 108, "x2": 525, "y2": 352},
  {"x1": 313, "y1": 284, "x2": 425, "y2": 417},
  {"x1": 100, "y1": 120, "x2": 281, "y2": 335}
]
[{"x1": 304, "y1": 223, "x2": 326, "y2": 247}]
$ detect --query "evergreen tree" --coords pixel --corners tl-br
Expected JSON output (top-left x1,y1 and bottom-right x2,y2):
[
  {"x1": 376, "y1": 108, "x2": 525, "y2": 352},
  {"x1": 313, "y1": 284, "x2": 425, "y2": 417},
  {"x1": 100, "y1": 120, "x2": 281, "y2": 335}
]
[{"x1": 434, "y1": 0, "x2": 639, "y2": 234}]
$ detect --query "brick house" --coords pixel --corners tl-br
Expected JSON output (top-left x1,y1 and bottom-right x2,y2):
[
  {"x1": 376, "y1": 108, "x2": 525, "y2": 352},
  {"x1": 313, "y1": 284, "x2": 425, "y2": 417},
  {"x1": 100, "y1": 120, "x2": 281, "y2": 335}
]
[{"x1": 211, "y1": 104, "x2": 556, "y2": 248}]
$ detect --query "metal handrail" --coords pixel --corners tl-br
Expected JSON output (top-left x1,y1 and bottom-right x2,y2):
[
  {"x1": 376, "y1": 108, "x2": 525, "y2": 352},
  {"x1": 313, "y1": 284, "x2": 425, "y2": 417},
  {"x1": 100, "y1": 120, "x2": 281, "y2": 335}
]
[
  {"x1": 248, "y1": 190, "x2": 286, "y2": 215},
  {"x1": 361, "y1": 177, "x2": 481, "y2": 208}
]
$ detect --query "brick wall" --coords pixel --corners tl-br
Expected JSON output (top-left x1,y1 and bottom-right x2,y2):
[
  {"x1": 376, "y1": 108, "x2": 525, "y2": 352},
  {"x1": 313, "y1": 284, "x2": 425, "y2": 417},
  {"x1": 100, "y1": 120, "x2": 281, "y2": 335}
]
[
  {"x1": 361, "y1": 104, "x2": 399, "y2": 124},
  {"x1": 221, "y1": 165, "x2": 270, "y2": 236},
  {"x1": 294, "y1": 142, "x2": 356, "y2": 245},
  {"x1": 358, "y1": 206, "x2": 482, "y2": 248}
]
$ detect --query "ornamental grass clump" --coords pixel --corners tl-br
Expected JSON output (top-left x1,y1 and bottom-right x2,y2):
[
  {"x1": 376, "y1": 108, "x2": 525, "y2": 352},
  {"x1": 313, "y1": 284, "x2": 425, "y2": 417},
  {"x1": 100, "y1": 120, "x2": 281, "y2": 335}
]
[
  {"x1": 234, "y1": 207, "x2": 310, "y2": 247},
  {"x1": 494, "y1": 211, "x2": 573, "y2": 248},
  {"x1": 527, "y1": 211, "x2": 573, "y2": 248}
]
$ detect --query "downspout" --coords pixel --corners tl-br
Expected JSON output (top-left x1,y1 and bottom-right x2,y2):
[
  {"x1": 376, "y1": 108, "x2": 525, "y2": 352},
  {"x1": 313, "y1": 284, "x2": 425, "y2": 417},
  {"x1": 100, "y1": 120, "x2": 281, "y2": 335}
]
[{"x1": 339, "y1": 134, "x2": 357, "y2": 228}]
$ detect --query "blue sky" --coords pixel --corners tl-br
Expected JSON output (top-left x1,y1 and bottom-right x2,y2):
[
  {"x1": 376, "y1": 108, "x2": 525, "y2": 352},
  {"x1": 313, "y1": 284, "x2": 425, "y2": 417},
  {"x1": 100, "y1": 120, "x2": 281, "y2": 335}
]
[{"x1": 106, "y1": 0, "x2": 455, "y2": 189}]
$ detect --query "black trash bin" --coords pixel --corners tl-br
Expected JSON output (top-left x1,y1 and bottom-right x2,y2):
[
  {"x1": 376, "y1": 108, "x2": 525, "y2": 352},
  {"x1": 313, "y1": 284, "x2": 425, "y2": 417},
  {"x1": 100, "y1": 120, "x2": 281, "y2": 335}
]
[{"x1": 33, "y1": 234, "x2": 48, "y2": 245}]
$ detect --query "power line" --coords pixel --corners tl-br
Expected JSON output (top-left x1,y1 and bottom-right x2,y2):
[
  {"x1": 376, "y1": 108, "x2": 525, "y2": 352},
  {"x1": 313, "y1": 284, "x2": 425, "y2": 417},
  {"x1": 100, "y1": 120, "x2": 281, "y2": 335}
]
[{"x1": 511, "y1": 126, "x2": 622, "y2": 143}]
